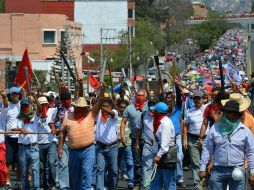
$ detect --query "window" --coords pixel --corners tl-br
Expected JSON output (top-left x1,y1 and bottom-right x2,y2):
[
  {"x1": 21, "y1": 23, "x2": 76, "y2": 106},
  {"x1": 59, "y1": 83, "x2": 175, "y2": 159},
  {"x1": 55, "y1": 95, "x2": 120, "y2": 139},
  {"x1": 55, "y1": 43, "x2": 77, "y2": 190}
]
[
  {"x1": 43, "y1": 29, "x2": 57, "y2": 44},
  {"x1": 128, "y1": 9, "x2": 134, "y2": 19}
]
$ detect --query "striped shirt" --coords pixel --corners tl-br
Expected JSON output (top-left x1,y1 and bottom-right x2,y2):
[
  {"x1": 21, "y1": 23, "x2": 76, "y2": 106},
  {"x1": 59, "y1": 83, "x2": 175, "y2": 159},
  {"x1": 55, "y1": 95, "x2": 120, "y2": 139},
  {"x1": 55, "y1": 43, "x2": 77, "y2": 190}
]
[{"x1": 62, "y1": 112, "x2": 95, "y2": 149}]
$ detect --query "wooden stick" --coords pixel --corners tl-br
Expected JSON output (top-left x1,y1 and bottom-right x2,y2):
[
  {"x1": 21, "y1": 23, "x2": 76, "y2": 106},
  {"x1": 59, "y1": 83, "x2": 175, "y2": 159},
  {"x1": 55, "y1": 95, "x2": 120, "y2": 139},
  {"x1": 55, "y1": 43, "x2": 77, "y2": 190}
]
[
  {"x1": 172, "y1": 58, "x2": 176, "y2": 84},
  {"x1": 24, "y1": 66, "x2": 31, "y2": 95},
  {"x1": 108, "y1": 63, "x2": 115, "y2": 100},
  {"x1": 154, "y1": 55, "x2": 164, "y2": 94},
  {"x1": 0, "y1": 131, "x2": 52, "y2": 134},
  {"x1": 32, "y1": 70, "x2": 41, "y2": 88}
]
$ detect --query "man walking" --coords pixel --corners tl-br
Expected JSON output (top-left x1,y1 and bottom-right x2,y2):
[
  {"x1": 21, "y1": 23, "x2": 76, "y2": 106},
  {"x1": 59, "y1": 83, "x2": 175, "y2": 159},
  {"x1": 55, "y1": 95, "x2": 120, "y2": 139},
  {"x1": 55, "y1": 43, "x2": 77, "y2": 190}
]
[{"x1": 121, "y1": 89, "x2": 147, "y2": 190}]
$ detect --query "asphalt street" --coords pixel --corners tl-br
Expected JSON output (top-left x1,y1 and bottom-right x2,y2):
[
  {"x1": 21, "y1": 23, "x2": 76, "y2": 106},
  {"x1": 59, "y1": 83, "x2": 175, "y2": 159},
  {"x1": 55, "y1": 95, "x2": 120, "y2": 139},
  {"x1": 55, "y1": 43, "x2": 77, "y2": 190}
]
[{"x1": 117, "y1": 169, "x2": 195, "y2": 190}]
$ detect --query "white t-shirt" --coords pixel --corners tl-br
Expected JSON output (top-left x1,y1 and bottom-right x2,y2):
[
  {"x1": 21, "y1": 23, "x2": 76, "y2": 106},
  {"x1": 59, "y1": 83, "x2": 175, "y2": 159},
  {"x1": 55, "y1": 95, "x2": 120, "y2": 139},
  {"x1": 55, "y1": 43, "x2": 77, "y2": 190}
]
[
  {"x1": 153, "y1": 117, "x2": 175, "y2": 158},
  {"x1": 38, "y1": 108, "x2": 57, "y2": 144},
  {"x1": 2, "y1": 102, "x2": 20, "y2": 138},
  {"x1": 18, "y1": 114, "x2": 39, "y2": 145},
  {"x1": 184, "y1": 105, "x2": 206, "y2": 136},
  {"x1": 95, "y1": 110, "x2": 119, "y2": 144}
]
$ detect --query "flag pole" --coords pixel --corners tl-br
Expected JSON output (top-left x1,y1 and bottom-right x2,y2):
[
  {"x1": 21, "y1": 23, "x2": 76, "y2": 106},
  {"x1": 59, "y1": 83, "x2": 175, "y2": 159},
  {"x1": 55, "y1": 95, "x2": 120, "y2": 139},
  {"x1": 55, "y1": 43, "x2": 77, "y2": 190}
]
[
  {"x1": 32, "y1": 70, "x2": 41, "y2": 88},
  {"x1": 24, "y1": 66, "x2": 31, "y2": 95}
]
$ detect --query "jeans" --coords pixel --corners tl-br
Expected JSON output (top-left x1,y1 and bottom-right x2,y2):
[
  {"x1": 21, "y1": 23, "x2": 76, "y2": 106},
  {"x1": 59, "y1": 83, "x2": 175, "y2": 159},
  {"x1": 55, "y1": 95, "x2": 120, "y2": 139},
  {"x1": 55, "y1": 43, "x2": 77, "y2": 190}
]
[
  {"x1": 176, "y1": 134, "x2": 184, "y2": 183},
  {"x1": 150, "y1": 168, "x2": 176, "y2": 190},
  {"x1": 69, "y1": 145, "x2": 95, "y2": 190},
  {"x1": 209, "y1": 166, "x2": 245, "y2": 190},
  {"x1": 19, "y1": 144, "x2": 40, "y2": 190},
  {"x1": 142, "y1": 142, "x2": 154, "y2": 189},
  {"x1": 57, "y1": 142, "x2": 69, "y2": 190},
  {"x1": 131, "y1": 138, "x2": 143, "y2": 187},
  {"x1": 39, "y1": 142, "x2": 57, "y2": 188},
  {"x1": 96, "y1": 144, "x2": 118, "y2": 190},
  {"x1": 188, "y1": 136, "x2": 201, "y2": 184},
  {"x1": 118, "y1": 146, "x2": 134, "y2": 186}
]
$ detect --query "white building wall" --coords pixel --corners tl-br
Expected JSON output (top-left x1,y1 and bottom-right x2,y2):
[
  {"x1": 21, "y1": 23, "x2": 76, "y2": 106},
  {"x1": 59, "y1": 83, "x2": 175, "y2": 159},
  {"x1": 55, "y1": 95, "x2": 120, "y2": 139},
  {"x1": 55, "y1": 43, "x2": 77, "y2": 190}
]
[{"x1": 75, "y1": 0, "x2": 128, "y2": 44}]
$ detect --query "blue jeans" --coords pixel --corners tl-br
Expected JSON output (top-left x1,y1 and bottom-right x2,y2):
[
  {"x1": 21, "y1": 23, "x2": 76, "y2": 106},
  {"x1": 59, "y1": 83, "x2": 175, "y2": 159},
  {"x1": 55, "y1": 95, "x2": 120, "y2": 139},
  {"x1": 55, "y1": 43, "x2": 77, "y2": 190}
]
[
  {"x1": 131, "y1": 138, "x2": 143, "y2": 186},
  {"x1": 176, "y1": 134, "x2": 184, "y2": 183},
  {"x1": 118, "y1": 146, "x2": 134, "y2": 186},
  {"x1": 96, "y1": 143, "x2": 118, "y2": 190},
  {"x1": 19, "y1": 144, "x2": 40, "y2": 190},
  {"x1": 39, "y1": 142, "x2": 57, "y2": 188},
  {"x1": 57, "y1": 141, "x2": 69, "y2": 190},
  {"x1": 69, "y1": 145, "x2": 95, "y2": 190},
  {"x1": 209, "y1": 166, "x2": 245, "y2": 190},
  {"x1": 150, "y1": 168, "x2": 176, "y2": 190},
  {"x1": 142, "y1": 142, "x2": 154, "y2": 189}
]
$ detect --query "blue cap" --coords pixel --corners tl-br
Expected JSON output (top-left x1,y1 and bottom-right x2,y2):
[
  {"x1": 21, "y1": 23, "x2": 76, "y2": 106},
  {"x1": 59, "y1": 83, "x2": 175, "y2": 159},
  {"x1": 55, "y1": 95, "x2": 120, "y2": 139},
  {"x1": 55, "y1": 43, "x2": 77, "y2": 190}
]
[
  {"x1": 150, "y1": 102, "x2": 168, "y2": 114},
  {"x1": 8, "y1": 87, "x2": 20, "y2": 94},
  {"x1": 20, "y1": 99, "x2": 31, "y2": 105}
]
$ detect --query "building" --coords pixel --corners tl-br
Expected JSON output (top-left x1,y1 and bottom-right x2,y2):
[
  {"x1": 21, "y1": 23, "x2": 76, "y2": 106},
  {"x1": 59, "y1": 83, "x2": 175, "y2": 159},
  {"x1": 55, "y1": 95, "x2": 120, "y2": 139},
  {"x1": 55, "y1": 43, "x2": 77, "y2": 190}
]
[
  {"x1": 6, "y1": 0, "x2": 74, "y2": 21},
  {"x1": 192, "y1": 2, "x2": 208, "y2": 18},
  {"x1": 4, "y1": 0, "x2": 135, "y2": 73},
  {"x1": 0, "y1": 13, "x2": 82, "y2": 88},
  {"x1": 75, "y1": 0, "x2": 134, "y2": 45}
]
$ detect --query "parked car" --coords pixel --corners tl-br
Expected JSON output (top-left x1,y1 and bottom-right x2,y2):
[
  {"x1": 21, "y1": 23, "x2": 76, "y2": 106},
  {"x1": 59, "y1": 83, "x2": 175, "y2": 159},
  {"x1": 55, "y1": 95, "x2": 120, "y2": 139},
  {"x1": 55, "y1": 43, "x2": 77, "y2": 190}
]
[{"x1": 147, "y1": 70, "x2": 157, "y2": 81}]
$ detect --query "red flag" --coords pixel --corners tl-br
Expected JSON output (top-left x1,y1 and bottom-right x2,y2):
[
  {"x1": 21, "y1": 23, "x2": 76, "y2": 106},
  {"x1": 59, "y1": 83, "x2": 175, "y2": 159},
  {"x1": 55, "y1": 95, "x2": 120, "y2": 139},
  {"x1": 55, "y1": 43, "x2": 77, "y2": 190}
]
[
  {"x1": 89, "y1": 74, "x2": 100, "y2": 89},
  {"x1": 14, "y1": 49, "x2": 33, "y2": 93}
]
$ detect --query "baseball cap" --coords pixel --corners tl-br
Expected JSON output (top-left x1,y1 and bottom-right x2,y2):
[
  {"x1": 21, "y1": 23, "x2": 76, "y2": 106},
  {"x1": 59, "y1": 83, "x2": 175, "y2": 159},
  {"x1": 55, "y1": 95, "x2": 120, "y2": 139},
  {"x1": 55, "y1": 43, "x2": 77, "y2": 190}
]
[
  {"x1": 8, "y1": 87, "x2": 20, "y2": 94},
  {"x1": 193, "y1": 91, "x2": 203, "y2": 98},
  {"x1": 150, "y1": 102, "x2": 168, "y2": 114},
  {"x1": 20, "y1": 99, "x2": 31, "y2": 105}
]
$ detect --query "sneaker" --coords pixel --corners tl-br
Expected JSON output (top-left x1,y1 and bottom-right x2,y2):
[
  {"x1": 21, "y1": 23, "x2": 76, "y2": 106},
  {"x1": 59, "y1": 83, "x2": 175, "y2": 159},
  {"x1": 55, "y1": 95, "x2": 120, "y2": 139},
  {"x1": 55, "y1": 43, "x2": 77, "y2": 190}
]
[
  {"x1": 3, "y1": 184, "x2": 12, "y2": 190},
  {"x1": 177, "y1": 182, "x2": 186, "y2": 188},
  {"x1": 128, "y1": 183, "x2": 134, "y2": 190},
  {"x1": 122, "y1": 174, "x2": 129, "y2": 180},
  {"x1": 14, "y1": 182, "x2": 22, "y2": 190},
  {"x1": 133, "y1": 186, "x2": 141, "y2": 190}
]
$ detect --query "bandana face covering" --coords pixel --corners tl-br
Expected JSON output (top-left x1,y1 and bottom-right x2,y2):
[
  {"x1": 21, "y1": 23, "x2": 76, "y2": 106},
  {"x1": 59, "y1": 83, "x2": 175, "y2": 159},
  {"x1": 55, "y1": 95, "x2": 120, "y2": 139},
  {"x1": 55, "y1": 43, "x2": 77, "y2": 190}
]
[
  {"x1": 61, "y1": 99, "x2": 72, "y2": 109},
  {"x1": 219, "y1": 115, "x2": 240, "y2": 137},
  {"x1": 21, "y1": 104, "x2": 30, "y2": 112},
  {"x1": 101, "y1": 110, "x2": 109, "y2": 122},
  {"x1": 153, "y1": 112, "x2": 166, "y2": 134},
  {"x1": 18, "y1": 104, "x2": 34, "y2": 123},
  {"x1": 41, "y1": 104, "x2": 48, "y2": 118},
  {"x1": 49, "y1": 101, "x2": 55, "y2": 108},
  {"x1": 135, "y1": 96, "x2": 146, "y2": 110}
]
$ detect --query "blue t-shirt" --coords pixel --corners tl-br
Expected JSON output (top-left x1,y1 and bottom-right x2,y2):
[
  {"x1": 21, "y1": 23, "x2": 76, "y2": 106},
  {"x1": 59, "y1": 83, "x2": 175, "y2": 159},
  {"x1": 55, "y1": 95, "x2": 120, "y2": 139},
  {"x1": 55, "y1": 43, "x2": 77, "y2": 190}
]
[
  {"x1": 123, "y1": 104, "x2": 147, "y2": 139},
  {"x1": 170, "y1": 104, "x2": 182, "y2": 135}
]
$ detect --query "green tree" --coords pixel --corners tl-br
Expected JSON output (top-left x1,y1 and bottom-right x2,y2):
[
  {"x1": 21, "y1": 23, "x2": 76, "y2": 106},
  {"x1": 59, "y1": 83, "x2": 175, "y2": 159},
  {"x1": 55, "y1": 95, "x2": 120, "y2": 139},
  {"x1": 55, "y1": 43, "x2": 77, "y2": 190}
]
[
  {"x1": 33, "y1": 70, "x2": 57, "y2": 92},
  {"x1": 251, "y1": 2, "x2": 254, "y2": 13},
  {"x1": 0, "y1": 0, "x2": 5, "y2": 13},
  {"x1": 51, "y1": 27, "x2": 77, "y2": 92}
]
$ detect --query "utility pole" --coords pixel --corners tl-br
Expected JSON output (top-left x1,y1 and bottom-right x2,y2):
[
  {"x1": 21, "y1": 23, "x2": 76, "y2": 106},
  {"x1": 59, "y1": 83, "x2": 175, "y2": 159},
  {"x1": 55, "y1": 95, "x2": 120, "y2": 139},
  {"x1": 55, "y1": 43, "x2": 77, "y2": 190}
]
[
  {"x1": 129, "y1": 27, "x2": 132, "y2": 79},
  {"x1": 100, "y1": 28, "x2": 104, "y2": 73},
  {"x1": 100, "y1": 28, "x2": 117, "y2": 76}
]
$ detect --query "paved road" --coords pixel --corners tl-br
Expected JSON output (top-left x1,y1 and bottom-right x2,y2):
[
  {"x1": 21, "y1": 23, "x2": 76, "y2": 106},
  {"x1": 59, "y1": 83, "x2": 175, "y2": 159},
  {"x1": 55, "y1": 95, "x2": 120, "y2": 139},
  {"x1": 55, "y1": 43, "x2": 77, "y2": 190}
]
[
  {"x1": 117, "y1": 169, "x2": 195, "y2": 190},
  {"x1": 9, "y1": 167, "x2": 195, "y2": 189}
]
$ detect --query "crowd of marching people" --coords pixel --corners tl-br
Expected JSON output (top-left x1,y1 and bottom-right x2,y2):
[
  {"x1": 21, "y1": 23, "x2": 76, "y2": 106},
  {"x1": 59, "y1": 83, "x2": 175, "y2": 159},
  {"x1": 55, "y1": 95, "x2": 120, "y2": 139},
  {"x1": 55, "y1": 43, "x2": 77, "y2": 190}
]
[{"x1": 0, "y1": 27, "x2": 253, "y2": 190}]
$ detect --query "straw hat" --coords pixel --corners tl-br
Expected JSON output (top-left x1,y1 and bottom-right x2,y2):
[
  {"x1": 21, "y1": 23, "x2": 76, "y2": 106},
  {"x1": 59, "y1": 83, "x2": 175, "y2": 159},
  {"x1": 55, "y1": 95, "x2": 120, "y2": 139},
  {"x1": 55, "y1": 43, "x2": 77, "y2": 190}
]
[
  {"x1": 38, "y1": 96, "x2": 49, "y2": 105},
  {"x1": 221, "y1": 93, "x2": 251, "y2": 112},
  {"x1": 72, "y1": 97, "x2": 89, "y2": 107},
  {"x1": 239, "y1": 88, "x2": 248, "y2": 96}
]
